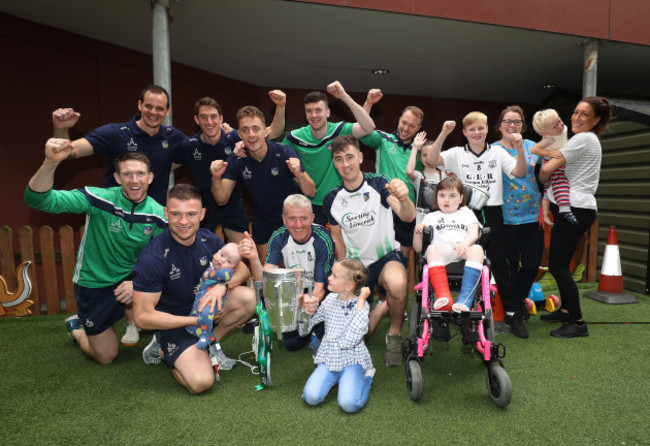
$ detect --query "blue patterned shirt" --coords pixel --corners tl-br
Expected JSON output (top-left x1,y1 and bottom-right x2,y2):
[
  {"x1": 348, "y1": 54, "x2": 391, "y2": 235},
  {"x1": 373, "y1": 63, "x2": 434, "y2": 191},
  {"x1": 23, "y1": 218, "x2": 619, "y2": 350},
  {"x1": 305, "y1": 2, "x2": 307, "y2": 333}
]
[{"x1": 299, "y1": 293, "x2": 372, "y2": 371}]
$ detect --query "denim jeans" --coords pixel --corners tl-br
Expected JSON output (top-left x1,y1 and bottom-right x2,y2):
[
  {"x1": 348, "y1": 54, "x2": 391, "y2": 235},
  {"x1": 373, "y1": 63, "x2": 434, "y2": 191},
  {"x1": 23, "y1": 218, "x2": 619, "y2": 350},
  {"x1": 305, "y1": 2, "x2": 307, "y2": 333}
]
[{"x1": 302, "y1": 363, "x2": 372, "y2": 413}]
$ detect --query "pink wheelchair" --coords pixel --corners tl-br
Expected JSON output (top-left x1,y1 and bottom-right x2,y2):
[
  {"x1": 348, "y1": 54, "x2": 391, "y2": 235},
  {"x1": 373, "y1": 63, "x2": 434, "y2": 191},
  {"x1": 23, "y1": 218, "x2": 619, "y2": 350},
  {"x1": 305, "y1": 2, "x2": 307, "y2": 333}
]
[{"x1": 405, "y1": 225, "x2": 512, "y2": 408}]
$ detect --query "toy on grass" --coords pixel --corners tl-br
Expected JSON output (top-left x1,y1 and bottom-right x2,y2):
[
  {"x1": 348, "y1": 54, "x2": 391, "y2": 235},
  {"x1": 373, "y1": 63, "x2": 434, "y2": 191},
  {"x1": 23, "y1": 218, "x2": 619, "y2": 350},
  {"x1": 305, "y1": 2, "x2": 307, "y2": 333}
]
[
  {"x1": 0, "y1": 261, "x2": 34, "y2": 318},
  {"x1": 525, "y1": 282, "x2": 562, "y2": 315},
  {"x1": 545, "y1": 294, "x2": 560, "y2": 312},
  {"x1": 186, "y1": 268, "x2": 233, "y2": 350}
]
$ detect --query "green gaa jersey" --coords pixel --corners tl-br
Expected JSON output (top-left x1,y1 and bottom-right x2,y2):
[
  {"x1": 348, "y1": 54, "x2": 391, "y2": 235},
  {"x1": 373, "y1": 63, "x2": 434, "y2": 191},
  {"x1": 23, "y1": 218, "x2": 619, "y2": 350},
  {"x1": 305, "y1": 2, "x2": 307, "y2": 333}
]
[
  {"x1": 360, "y1": 130, "x2": 421, "y2": 203},
  {"x1": 282, "y1": 122, "x2": 355, "y2": 205},
  {"x1": 24, "y1": 186, "x2": 167, "y2": 288}
]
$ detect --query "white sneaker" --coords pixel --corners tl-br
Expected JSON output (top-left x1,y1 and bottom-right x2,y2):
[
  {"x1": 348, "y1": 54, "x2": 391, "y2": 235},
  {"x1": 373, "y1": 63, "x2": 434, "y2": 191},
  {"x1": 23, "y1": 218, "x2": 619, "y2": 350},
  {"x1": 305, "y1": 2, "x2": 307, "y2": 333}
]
[
  {"x1": 142, "y1": 335, "x2": 161, "y2": 365},
  {"x1": 121, "y1": 322, "x2": 140, "y2": 347},
  {"x1": 209, "y1": 342, "x2": 236, "y2": 371}
]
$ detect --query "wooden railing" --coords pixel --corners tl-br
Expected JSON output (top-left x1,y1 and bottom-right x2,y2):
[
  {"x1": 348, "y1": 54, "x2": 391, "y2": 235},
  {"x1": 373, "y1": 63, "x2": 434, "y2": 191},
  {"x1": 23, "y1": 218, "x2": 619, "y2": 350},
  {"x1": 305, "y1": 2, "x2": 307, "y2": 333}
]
[{"x1": 0, "y1": 225, "x2": 80, "y2": 316}]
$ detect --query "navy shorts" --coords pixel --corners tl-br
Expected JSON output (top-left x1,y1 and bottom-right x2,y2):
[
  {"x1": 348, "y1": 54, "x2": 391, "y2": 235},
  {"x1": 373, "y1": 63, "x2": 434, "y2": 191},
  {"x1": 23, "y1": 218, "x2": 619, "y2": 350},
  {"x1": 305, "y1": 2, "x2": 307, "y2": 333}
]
[
  {"x1": 74, "y1": 283, "x2": 125, "y2": 336},
  {"x1": 158, "y1": 327, "x2": 199, "y2": 369},
  {"x1": 393, "y1": 214, "x2": 415, "y2": 247},
  {"x1": 251, "y1": 217, "x2": 283, "y2": 245},
  {"x1": 364, "y1": 250, "x2": 408, "y2": 303}
]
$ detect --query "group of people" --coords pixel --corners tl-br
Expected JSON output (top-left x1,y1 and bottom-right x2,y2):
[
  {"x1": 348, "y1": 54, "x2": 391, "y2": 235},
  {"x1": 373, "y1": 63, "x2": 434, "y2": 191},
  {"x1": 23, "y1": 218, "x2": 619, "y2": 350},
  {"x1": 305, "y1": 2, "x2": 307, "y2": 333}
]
[{"x1": 25, "y1": 81, "x2": 612, "y2": 411}]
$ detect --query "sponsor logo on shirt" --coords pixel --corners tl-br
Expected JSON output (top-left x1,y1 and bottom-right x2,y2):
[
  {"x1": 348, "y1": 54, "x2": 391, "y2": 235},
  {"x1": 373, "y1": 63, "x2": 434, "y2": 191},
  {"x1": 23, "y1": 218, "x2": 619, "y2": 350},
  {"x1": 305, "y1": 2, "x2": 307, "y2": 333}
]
[
  {"x1": 342, "y1": 211, "x2": 376, "y2": 229},
  {"x1": 243, "y1": 167, "x2": 252, "y2": 180},
  {"x1": 127, "y1": 138, "x2": 138, "y2": 152},
  {"x1": 169, "y1": 264, "x2": 181, "y2": 280}
]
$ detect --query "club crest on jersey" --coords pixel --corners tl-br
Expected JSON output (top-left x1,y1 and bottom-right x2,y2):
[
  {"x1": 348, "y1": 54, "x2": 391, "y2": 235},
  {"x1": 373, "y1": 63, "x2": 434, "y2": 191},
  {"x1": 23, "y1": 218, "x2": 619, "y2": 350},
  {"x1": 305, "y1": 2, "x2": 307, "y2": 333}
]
[
  {"x1": 127, "y1": 138, "x2": 138, "y2": 151},
  {"x1": 489, "y1": 160, "x2": 497, "y2": 168},
  {"x1": 271, "y1": 167, "x2": 279, "y2": 176},
  {"x1": 200, "y1": 256, "x2": 208, "y2": 266},
  {"x1": 193, "y1": 149, "x2": 202, "y2": 160},
  {"x1": 243, "y1": 167, "x2": 252, "y2": 179},
  {"x1": 162, "y1": 140, "x2": 169, "y2": 149},
  {"x1": 307, "y1": 252, "x2": 313, "y2": 262},
  {"x1": 225, "y1": 147, "x2": 232, "y2": 155},
  {"x1": 341, "y1": 198, "x2": 348, "y2": 208},
  {"x1": 388, "y1": 144, "x2": 397, "y2": 155},
  {"x1": 143, "y1": 225, "x2": 153, "y2": 236},
  {"x1": 363, "y1": 192, "x2": 370, "y2": 201}
]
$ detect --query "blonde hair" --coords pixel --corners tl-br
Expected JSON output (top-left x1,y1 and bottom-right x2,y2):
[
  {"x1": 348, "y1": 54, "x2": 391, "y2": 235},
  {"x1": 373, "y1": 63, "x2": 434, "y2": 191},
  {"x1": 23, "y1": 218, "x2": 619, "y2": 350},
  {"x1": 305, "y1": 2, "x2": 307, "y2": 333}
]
[
  {"x1": 462, "y1": 111, "x2": 488, "y2": 128},
  {"x1": 532, "y1": 108, "x2": 560, "y2": 135},
  {"x1": 335, "y1": 259, "x2": 367, "y2": 294}
]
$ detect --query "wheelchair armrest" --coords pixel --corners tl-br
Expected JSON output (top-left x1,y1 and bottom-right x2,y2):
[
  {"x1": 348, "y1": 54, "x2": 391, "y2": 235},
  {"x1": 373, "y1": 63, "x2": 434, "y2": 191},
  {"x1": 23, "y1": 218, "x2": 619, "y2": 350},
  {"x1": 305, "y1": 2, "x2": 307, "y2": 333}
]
[
  {"x1": 423, "y1": 225, "x2": 433, "y2": 249},
  {"x1": 478, "y1": 226, "x2": 491, "y2": 249}
]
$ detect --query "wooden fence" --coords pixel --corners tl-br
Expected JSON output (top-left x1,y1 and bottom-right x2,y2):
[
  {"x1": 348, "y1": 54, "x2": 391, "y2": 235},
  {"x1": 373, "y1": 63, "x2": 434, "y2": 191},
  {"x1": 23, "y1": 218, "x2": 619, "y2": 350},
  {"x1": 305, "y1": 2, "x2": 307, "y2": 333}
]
[{"x1": 0, "y1": 225, "x2": 81, "y2": 316}]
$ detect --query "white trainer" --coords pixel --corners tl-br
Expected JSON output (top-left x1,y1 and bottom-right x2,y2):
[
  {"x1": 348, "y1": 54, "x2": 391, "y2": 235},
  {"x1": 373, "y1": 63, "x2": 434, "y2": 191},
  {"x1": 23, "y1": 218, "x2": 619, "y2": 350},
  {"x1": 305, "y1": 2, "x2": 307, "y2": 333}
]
[{"x1": 121, "y1": 322, "x2": 140, "y2": 347}]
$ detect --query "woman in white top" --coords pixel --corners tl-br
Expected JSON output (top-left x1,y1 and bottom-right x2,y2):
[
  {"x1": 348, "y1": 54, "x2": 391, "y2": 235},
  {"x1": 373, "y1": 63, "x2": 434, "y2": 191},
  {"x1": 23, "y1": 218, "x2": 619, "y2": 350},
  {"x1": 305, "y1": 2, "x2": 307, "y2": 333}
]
[{"x1": 536, "y1": 97, "x2": 612, "y2": 338}]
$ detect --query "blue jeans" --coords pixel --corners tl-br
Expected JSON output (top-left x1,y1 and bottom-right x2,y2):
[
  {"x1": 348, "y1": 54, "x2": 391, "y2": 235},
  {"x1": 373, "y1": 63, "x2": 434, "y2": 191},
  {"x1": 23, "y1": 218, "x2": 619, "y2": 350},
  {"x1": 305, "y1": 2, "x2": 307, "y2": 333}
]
[{"x1": 302, "y1": 363, "x2": 372, "y2": 413}]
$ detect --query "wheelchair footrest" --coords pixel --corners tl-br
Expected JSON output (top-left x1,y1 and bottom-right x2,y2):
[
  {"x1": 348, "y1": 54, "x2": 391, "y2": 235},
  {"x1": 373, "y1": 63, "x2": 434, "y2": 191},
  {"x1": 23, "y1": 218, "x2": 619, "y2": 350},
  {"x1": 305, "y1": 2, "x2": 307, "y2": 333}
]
[
  {"x1": 431, "y1": 320, "x2": 451, "y2": 342},
  {"x1": 459, "y1": 317, "x2": 479, "y2": 345}
]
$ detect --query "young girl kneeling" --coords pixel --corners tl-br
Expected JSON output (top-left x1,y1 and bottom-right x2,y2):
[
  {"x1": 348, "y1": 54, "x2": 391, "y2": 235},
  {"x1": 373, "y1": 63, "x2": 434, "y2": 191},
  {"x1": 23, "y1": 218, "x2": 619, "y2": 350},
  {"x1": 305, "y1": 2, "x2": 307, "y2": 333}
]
[
  {"x1": 300, "y1": 259, "x2": 375, "y2": 413},
  {"x1": 413, "y1": 177, "x2": 484, "y2": 313}
]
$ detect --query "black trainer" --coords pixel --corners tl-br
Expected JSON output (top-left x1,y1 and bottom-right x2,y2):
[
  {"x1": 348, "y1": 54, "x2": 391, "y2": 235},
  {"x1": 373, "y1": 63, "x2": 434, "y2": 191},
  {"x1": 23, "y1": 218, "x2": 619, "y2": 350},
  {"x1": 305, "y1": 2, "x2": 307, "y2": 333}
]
[
  {"x1": 504, "y1": 315, "x2": 529, "y2": 339},
  {"x1": 551, "y1": 322, "x2": 589, "y2": 338},
  {"x1": 540, "y1": 309, "x2": 572, "y2": 323}
]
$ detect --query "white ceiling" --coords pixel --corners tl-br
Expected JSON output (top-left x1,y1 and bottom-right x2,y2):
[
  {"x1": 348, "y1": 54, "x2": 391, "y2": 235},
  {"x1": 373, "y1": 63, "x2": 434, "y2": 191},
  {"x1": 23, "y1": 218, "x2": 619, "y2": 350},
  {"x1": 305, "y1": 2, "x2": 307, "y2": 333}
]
[{"x1": 2, "y1": 0, "x2": 649, "y2": 104}]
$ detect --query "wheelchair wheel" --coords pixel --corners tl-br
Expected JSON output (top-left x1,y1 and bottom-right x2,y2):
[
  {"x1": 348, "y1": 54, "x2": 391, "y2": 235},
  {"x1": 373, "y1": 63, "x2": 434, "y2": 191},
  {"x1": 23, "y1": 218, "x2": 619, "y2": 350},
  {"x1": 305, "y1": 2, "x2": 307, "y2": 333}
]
[
  {"x1": 406, "y1": 359, "x2": 423, "y2": 401},
  {"x1": 486, "y1": 364, "x2": 511, "y2": 408}
]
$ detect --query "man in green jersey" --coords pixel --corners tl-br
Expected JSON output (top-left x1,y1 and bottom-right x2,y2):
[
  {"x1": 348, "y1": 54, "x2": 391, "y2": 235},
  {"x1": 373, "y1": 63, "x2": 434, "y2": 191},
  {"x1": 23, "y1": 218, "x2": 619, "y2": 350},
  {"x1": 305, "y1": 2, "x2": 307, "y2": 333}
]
[
  {"x1": 282, "y1": 81, "x2": 375, "y2": 225},
  {"x1": 25, "y1": 139, "x2": 167, "y2": 365},
  {"x1": 361, "y1": 89, "x2": 425, "y2": 257}
]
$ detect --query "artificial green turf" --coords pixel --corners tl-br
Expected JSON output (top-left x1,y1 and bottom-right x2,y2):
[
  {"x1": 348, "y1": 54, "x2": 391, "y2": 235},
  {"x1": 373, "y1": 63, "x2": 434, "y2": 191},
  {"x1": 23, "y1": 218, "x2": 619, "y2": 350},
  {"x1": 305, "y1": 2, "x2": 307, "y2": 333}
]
[{"x1": 1, "y1": 287, "x2": 648, "y2": 445}]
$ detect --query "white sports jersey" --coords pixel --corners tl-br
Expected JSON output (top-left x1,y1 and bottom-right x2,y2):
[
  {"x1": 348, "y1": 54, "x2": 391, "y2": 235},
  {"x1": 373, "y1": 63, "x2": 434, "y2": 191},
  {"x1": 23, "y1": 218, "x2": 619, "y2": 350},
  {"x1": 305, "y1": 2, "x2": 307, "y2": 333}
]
[
  {"x1": 440, "y1": 144, "x2": 516, "y2": 206},
  {"x1": 421, "y1": 206, "x2": 479, "y2": 246},
  {"x1": 323, "y1": 173, "x2": 400, "y2": 267}
]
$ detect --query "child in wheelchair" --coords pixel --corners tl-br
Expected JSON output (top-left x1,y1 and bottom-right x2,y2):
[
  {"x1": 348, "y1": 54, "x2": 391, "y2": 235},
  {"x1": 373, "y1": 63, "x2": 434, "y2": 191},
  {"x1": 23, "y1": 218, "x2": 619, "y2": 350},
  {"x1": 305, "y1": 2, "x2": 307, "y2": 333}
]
[{"x1": 413, "y1": 177, "x2": 484, "y2": 313}]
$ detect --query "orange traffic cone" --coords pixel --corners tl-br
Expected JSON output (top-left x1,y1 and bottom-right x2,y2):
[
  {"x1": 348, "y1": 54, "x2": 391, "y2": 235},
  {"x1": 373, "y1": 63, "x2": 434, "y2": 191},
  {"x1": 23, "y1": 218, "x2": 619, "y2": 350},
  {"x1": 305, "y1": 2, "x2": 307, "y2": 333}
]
[{"x1": 584, "y1": 226, "x2": 638, "y2": 304}]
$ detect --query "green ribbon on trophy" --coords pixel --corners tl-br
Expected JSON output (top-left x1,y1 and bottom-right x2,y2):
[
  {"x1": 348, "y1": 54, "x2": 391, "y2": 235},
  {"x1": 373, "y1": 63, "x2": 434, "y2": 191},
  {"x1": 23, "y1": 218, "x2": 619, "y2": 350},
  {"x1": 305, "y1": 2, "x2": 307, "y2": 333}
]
[{"x1": 253, "y1": 285, "x2": 274, "y2": 391}]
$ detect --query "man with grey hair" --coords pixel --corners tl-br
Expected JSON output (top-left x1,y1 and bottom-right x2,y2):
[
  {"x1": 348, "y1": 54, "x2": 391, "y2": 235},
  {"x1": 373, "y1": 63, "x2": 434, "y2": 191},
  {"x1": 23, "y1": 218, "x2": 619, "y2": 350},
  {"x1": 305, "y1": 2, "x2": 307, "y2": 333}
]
[{"x1": 238, "y1": 194, "x2": 335, "y2": 351}]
